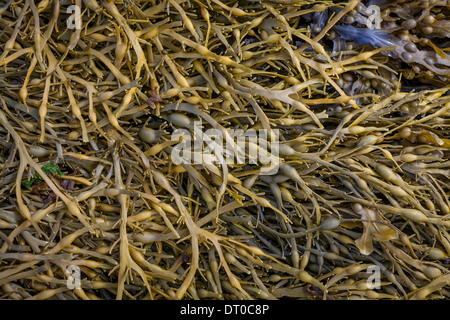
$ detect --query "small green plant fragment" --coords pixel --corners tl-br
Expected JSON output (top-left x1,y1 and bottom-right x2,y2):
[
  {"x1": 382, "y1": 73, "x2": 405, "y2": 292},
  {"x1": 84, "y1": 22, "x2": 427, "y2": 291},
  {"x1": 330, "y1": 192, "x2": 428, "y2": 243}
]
[
  {"x1": 21, "y1": 162, "x2": 62, "y2": 188},
  {"x1": 35, "y1": 162, "x2": 63, "y2": 179}
]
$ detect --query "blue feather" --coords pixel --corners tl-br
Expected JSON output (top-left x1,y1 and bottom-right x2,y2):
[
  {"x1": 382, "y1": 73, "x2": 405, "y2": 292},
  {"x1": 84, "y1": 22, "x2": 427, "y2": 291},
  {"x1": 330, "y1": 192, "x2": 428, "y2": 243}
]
[
  {"x1": 334, "y1": 25, "x2": 394, "y2": 48},
  {"x1": 312, "y1": 10, "x2": 328, "y2": 32}
]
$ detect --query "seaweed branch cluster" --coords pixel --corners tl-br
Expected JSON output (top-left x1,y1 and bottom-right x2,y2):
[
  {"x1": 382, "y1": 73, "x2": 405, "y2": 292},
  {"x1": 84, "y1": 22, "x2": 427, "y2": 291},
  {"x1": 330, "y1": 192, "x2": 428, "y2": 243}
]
[{"x1": 0, "y1": 0, "x2": 449, "y2": 300}]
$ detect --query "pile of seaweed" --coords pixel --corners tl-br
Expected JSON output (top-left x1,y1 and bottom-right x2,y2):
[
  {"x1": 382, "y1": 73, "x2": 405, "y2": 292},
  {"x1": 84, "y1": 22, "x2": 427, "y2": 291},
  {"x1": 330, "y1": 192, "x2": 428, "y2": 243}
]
[{"x1": 0, "y1": 0, "x2": 449, "y2": 300}]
